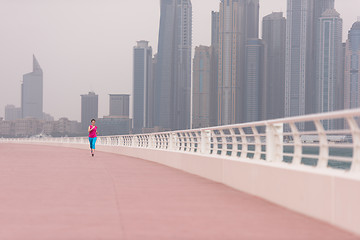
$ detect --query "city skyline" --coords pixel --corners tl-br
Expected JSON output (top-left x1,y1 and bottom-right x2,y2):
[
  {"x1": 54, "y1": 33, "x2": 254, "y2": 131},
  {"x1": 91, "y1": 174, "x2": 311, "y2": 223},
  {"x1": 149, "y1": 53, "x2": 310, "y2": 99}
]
[{"x1": 0, "y1": 0, "x2": 359, "y2": 121}]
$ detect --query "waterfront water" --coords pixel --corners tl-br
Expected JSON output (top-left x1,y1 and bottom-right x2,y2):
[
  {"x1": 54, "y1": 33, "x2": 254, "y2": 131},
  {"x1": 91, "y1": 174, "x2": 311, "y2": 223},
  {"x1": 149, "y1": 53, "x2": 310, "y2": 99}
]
[
  {"x1": 219, "y1": 145, "x2": 353, "y2": 170},
  {"x1": 284, "y1": 146, "x2": 352, "y2": 170}
]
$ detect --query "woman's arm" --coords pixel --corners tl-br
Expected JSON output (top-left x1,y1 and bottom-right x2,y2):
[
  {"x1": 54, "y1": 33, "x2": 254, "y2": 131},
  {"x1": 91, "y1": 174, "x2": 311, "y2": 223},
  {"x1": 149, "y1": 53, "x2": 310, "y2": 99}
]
[{"x1": 88, "y1": 126, "x2": 92, "y2": 133}]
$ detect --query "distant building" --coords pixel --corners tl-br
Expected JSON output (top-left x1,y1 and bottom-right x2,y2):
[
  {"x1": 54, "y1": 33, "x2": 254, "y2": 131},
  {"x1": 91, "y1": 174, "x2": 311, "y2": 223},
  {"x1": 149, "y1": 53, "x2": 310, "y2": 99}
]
[
  {"x1": 149, "y1": 54, "x2": 158, "y2": 129},
  {"x1": 133, "y1": 41, "x2": 153, "y2": 133},
  {"x1": 316, "y1": 9, "x2": 343, "y2": 129},
  {"x1": 52, "y1": 118, "x2": 82, "y2": 137},
  {"x1": 0, "y1": 120, "x2": 14, "y2": 137},
  {"x1": 155, "y1": 0, "x2": 192, "y2": 130},
  {"x1": 109, "y1": 94, "x2": 130, "y2": 118},
  {"x1": 14, "y1": 118, "x2": 42, "y2": 137},
  {"x1": 81, "y1": 92, "x2": 98, "y2": 129},
  {"x1": 43, "y1": 121, "x2": 55, "y2": 135},
  {"x1": 262, "y1": 12, "x2": 286, "y2": 120},
  {"x1": 22, "y1": 55, "x2": 43, "y2": 119},
  {"x1": 0, "y1": 117, "x2": 82, "y2": 138},
  {"x1": 344, "y1": 21, "x2": 360, "y2": 110},
  {"x1": 5, "y1": 105, "x2": 22, "y2": 121},
  {"x1": 43, "y1": 112, "x2": 54, "y2": 122},
  {"x1": 310, "y1": 0, "x2": 336, "y2": 115},
  {"x1": 218, "y1": 0, "x2": 259, "y2": 125},
  {"x1": 244, "y1": 39, "x2": 266, "y2": 123},
  {"x1": 192, "y1": 46, "x2": 211, "y2": 129},
  {"x1": 96, "y1": 117, "x2": 132, "y2": 136},
  {"x1": 210, "y1": 11, "x2": 219, "y2": 127},
  {"x1": 337, "y1": 42, "x2": 346, "y2": 112},
  {"x1": 285, "y1": 0, "x2": 335, "y2": 122}
]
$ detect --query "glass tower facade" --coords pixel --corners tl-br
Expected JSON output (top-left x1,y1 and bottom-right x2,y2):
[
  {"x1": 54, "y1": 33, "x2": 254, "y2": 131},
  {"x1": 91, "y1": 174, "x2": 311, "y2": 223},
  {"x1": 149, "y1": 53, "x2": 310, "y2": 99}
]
[
  {"x1": 344, "y1": 21, "x2": 360, "y2": 110},
  {"x1": 218, "y1": 0, "x2": 259, "y2": 125},
  {"x1": 262, "y1": 12, "x2": 286, "y2": 120},
  {"x1": 21, "y1": 55, "x2": 43, "y2": 120},
  {"x1": 192, "y1": 46, "x2": 211, "y2": 129},
  {"x1": 155, "y1": 0, "x2": 192, "y2": 131},
  {"x1": 81, "y1": 92, "x2": 98, "y2": 130},
  {"x1": 133, "y1": 41, "x2": 153, "y2": 133},
  {"x1": 285, "y1": 0, "x2": 335, "y2": 123},
  {"x1": 244, "y1": 39, "x2": 265, "y2": 122},
  {"x1": 316, "y1": 9, "x2": 342, "y2": 129}
]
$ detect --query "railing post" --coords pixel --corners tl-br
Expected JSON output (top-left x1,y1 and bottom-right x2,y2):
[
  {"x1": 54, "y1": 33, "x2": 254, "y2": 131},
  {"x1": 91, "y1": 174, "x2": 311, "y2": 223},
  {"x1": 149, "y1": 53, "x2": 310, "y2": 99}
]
[
  {"x1": 314, "y1": 120, "x2": 329, "y2": 168},
  {"x1": 252, "y1": 126, "x2": 261, "y2": 160},
  {"x1": 229, "y1": 128, "x2": 237, "y2": 158},
  {"x1": 290, "y1": 123, "x2": 302, "y2": 165},
  {"x1": 239, "y1": 128, "x2": 248, "y2": 159},
  {"x1": 200, "y1": 129, "x2": 210, "y2": 154},
  {"x1": 132, "y1": 136, "x2": 137, "y2": 148},
  {"x1": 266, "y1": 123, "x2": 283, "y2": 162}
]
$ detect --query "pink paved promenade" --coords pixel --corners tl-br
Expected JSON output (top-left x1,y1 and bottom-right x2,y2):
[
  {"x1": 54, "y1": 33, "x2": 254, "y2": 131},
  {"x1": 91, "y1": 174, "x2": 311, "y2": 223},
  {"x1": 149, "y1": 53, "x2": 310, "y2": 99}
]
[{"x1": 0, "y1": 144, "x2": 359, "y2": 240}]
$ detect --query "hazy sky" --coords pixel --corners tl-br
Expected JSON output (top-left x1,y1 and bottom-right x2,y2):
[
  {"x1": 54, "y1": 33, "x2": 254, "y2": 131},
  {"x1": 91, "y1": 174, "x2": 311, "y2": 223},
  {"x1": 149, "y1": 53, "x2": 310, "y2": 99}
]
[{"x1": 0, "y1": 0, "x2": 359, "y2": 121}]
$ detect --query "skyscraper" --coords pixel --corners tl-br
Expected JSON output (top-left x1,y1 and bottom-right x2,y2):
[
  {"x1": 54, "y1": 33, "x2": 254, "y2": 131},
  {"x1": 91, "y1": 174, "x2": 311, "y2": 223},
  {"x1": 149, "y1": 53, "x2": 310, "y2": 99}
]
[
  {"x1": 149, "y1": 54, "x2": 158, "y2": 129},
  {"x1": 155, "y1": 0, "x2": 192, "y2": 130},
  {"x1": 285, "y1": 0, "x2": 312, "y2": 119},
  {"x1": 337, "y1": 42, "x2": 346, "y2": 112},
  {"x1": 22, "y1": 55, "x2": 43, "y2": 119},
  {"x1": 81, "y1": 92, "x2": 98, "y2": 130},
  {"x1": 210, "y1": 11, "x2": 220, "y2": 127},
  {"x1": 109, "y1": 94, "x2": 130, "y2": 118},
  {"x1": 285, "y1": 0, "x2": 335, "y2": 121},
  {"x1": 308, "y1": 0, "x2": 335, "y2": 115},
  {"x1": 344, "y1": 21, "x2": 360, "y2": 110},
  {"x1": 218, "y1": 0, "x2": 259, "y2": 125},
  {"x1": 246, "y1": 0, "x2": 260, "y2": 39},
  {"x1": 218, "y1": 0, "x2": 245, "y2": 125},
  {"x1": 192, "y1": 46, "x2": 211, "y2": 129},
  {"x1": 133, "y1": 41, "x2": 153, "y2": 133},
  {"x1": 244, "y1": 39, "x2": 266, "y2": 122},
  {"x1": 316, "y1": 9, "x2": 342, "y2": 129},
  {"x1": 262, "y1": 12, "x2": 286, "y2": 120}
]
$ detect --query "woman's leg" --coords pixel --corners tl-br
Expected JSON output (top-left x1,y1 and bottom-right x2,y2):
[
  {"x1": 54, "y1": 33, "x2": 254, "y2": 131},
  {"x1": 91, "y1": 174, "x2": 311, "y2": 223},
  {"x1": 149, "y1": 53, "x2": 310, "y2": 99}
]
[
  {"x1": 92, "y1": 137, "x2": 97, "y2": 155},
  {"x1": 89, "y1": 138, "x2": 94, "y2": 154}
]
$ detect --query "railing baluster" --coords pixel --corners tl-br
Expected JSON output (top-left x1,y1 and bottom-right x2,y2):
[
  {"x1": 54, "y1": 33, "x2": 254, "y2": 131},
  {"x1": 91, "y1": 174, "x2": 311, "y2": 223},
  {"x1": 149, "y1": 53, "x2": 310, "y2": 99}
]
[
  {"x1": 314, "y1": 120, "x2": 329, "y2": 168},
  {"x1": 347, "y1": 117, "x2": 360, "y2": 172},
  {"x1": 290, "y1": 122, "x2": 302, "y2": 165}
]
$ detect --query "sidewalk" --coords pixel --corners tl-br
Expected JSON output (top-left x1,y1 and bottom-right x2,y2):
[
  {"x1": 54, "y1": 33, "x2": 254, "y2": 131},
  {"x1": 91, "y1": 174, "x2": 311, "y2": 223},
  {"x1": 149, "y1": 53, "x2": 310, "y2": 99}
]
[{"x1": 0, "y1": 144, "x2": 358, "y2": 240}]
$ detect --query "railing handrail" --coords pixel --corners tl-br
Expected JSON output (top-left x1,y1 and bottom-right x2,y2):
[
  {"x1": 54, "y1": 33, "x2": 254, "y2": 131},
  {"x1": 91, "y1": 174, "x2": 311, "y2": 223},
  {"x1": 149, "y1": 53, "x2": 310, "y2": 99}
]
[{"x1": 2, "y1": 109, "x2": 360, "y2": 173}]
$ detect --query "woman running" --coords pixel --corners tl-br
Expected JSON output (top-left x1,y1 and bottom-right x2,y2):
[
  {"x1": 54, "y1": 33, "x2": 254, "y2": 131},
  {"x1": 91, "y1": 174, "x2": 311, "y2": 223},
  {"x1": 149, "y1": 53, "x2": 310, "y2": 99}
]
[{"x1": 88, "y1": 119, "x2": 98, "y2": 157}]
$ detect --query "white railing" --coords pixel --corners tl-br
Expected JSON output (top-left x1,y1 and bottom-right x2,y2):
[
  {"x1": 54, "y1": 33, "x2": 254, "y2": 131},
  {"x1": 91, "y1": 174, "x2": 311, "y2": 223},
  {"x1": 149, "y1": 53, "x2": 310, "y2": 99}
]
[{"x1": 2, "y1": 109, "x2": 360, "y2": 173}]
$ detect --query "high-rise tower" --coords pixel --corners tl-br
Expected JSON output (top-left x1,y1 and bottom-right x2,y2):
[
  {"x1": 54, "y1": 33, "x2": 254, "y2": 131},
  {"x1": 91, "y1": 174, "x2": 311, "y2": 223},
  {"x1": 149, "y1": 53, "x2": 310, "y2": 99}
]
[
  {"x1": 316, "y1": 9, "x2": 342, "y2": 129},
  {"x1": 133, "y1": 40, "x2": 153, "y2": 133},
  {"x1": 192, "y1": 46, "x2": 211, "y2": 129},
  {"x1": 308, "y1": 0, "x2": 335, "y2": 115},
  {"x1": 22, "y1": 55, "x2": 43, "y2": 119},
  {"x1": 109, "y1": 94, "x2": 130, "y2": 118},
  {"x1": 262, "y1": 12, "x2": 286, "y2": 120},
  {"x1": 244, "y1": 39, "x2": 266, "y2": 122},
  {"x1": 344, "y1": 21, "x2": 360, "y2": 110},
  {"x1": 210, "y1": 11, "x2": 220, "y2": 127},
  {"x1": 218, "y1": 0, "x2": 259, "y2": 125},
  {"x1": 81, "y1": 92, "x2": 98, "y2": 130},
  {"x1": 154, "y1": 0, "x2": 192, "y2": 130},
  {"x1": 285, "y1": 0, "x2": 335, "y2": 122}
]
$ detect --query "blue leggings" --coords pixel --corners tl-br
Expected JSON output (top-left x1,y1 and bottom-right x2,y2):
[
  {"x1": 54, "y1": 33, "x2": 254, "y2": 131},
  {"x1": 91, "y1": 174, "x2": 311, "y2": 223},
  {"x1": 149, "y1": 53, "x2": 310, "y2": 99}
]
[{"x1": 89, "y1": 137, "x2": 97, "y2": 149}]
